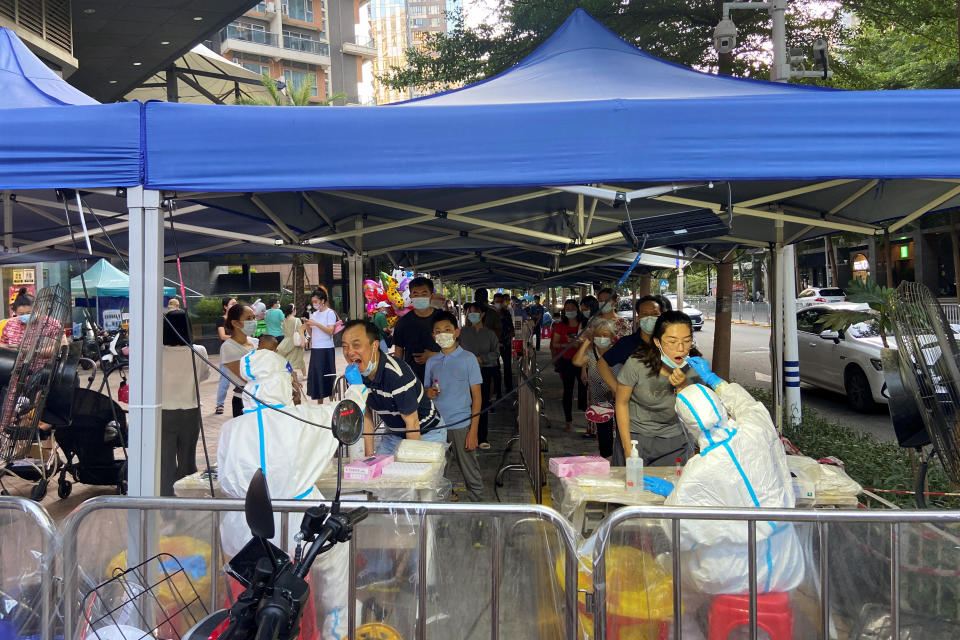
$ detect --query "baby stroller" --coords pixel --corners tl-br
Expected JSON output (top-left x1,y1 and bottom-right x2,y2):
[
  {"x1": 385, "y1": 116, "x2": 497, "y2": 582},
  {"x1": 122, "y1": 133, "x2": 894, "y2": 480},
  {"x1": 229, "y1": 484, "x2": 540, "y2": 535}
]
[{"x1": 54, "y1": 387, "x2": 128, "y2": 498}]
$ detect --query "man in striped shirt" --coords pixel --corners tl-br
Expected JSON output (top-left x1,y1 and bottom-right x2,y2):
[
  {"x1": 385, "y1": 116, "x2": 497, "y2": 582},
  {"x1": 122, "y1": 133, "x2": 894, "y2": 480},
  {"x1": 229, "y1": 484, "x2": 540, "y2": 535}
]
[{"x1": 341, "y1": 320, "x2": 446, "y2": 456}]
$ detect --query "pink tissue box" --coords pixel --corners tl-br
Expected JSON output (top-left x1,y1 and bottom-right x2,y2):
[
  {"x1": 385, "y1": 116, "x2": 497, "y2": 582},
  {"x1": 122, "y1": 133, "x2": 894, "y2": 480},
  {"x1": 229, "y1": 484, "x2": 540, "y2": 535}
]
[
  {"x1": 549, "y1": 455, "x2": 610, "y2": 478},
  {"x1": 344, "y1": 455, "x2": 394, "y2": 481}
]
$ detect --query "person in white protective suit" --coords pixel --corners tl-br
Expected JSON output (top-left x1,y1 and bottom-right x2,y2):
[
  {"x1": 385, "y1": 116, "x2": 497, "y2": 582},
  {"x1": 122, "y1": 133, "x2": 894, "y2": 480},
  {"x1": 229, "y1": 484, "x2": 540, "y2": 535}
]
[
  {"x1": 665, "y1": 356, "x2": 804, "y2": 596},
  {"x1": 218, "y1": 348, "x2": 367, "y2": 640}
]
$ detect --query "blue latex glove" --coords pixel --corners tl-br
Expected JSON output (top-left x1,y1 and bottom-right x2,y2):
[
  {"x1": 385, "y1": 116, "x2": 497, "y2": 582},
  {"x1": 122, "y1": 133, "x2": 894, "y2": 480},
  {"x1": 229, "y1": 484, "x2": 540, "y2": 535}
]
[
  {"x1": 642, "y1": 475, "x2": 674, "y2": 497},
  {"x1": 344, "y1": 363, "x2": 363, "y2": 386},
  {"x1": 685, "y1": 356, "x2": 724, "y2": 389}
]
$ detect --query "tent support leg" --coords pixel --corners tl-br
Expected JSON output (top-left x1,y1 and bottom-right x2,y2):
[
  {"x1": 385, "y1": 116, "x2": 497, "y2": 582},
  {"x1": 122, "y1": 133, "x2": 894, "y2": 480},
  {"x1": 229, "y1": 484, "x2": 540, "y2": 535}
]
[
  {"x1": 782, "y1": 242, "x2": 801, "y2": 427},
  {"x1": 712, "y1": 256, "x2": 734, "y2": 380},
  {"x1": 2, "y1": 190, "x2": 11, "y2": 252},
  {"x1": 347, "y1": 253, "x2": 364, "y2": 320},
  {"x1": 127, "y1": 187, "x2": 163, "y2": 497}
]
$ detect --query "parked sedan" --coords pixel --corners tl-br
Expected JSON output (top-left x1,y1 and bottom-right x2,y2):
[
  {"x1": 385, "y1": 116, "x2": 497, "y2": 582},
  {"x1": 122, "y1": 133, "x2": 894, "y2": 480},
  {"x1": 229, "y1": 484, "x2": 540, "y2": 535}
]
[
  {"x1": 795, "y1": 304, "x2": 887, "y2": 412},
  {"x1": 797, "y1": 287, "x2": 846, "y2": 308},
  {"x1": 664, "y1": 294, "x2": 704, "y2": 331}
]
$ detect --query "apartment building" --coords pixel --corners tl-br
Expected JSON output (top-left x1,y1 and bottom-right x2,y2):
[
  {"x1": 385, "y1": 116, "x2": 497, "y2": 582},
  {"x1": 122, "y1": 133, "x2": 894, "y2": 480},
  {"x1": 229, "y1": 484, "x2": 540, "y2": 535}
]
[
  {"x1": 215, "y1": 0, "x2": 375, "y2": 104},
  {"x1": 368, "y1": 0, "x2": 461, "y2": 104}
]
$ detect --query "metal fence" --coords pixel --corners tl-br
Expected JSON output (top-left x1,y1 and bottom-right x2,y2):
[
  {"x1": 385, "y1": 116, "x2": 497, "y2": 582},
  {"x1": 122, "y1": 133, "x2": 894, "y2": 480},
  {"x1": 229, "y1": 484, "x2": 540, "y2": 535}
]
[
  {"x1": 591, "y1": 505, "x2": 960, "y2": 640},
  {"x1": 59, "y1": 497, "x2": 580, "y2": 640},
  {"x1": 0, "y1": 497, "x2": 58, "y2": 640}
]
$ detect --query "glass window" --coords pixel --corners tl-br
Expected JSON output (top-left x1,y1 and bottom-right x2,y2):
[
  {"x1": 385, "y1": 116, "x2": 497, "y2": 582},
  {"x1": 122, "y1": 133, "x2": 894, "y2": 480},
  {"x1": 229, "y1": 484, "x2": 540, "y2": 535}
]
[
  {"x1": 253, "y1": 1, "x2": 267, "y2": 12},
  {"x1": 283, "y1": 68, "x2": 318, "y2": 97},
  {"x1": 282, "y1": 0, "x2": 314, "y2": 22},
  {"x1": 240, "y1": 61, "x2": 270, "y2": 75}
]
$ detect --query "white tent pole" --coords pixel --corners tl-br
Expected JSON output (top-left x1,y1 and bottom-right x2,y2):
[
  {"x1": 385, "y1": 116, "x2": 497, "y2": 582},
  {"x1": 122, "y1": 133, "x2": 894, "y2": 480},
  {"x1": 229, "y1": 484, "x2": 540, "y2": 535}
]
[
  {"x1": 347, "y1": 253, "x2": 364, "y2": 320},
  {"x1": 676, "y1": 249, "x2": 685, "y2": 307},
  {"x1": 127, "y1": 187, "x2": 163, "y2": 497},
  {"x1": 782, "y1": 241, "x2": 801, "y2": 427}
]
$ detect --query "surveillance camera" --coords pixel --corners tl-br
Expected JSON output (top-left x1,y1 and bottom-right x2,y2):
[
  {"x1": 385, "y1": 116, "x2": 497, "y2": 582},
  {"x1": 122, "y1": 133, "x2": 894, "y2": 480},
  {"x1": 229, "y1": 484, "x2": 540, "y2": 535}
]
[
  {"x1": 812, "y1": 38, "x2": 829, "y2": 55},
  {"x1": 713, "y1": 18, "x2": 737, "y2": 54}
]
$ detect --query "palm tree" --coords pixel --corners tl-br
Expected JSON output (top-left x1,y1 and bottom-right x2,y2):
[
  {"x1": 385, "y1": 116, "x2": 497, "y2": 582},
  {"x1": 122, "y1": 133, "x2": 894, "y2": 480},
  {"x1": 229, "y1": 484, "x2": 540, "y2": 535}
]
[{"x1": 236, "y1": 73, "x2": 347, "y2": 106}]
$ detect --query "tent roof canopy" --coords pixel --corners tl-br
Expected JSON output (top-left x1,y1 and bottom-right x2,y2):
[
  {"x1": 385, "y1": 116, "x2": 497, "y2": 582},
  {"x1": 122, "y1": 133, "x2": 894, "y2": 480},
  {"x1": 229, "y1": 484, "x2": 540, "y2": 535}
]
[
  {"x1": 402, "y1": 8, "x2": 823, "y2": 105},
  {"x1": 5, "y1": 10, "x2": 960, "y2": 286},
  {"x1": 0, "y1": 28, "x2": 98, "y2": 107}
]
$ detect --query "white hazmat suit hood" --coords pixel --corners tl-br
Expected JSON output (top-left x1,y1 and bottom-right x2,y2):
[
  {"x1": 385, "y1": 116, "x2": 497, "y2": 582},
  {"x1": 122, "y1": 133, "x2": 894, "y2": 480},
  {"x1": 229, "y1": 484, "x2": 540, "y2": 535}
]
[{"x1": 665, "y1": 382, "x2": 804, "y2": 595}]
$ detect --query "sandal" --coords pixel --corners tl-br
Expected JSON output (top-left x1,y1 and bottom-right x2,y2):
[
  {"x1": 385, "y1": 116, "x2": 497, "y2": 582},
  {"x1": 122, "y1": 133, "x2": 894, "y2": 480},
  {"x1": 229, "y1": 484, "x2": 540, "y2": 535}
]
[{"x1": 215, "y1": 405, "x2": 224, "y2": 415}]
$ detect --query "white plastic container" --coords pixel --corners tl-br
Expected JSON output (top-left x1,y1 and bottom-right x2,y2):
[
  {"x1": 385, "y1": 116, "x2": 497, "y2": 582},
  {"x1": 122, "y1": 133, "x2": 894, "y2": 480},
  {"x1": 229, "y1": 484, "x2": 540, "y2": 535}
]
[{"x1": 625, "y1": 440, "x2": 643, "y2": 491}]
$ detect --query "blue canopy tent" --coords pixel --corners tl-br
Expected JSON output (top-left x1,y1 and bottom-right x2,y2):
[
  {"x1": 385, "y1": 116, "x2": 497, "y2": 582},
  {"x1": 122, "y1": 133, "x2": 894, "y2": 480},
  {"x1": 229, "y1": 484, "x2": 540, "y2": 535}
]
[
  {"x1": 4, "y1": 9, "x2": 960, "y2": 497},
  {"x1": 134, "y1": 8, "x2": 960, "y2": 289}
]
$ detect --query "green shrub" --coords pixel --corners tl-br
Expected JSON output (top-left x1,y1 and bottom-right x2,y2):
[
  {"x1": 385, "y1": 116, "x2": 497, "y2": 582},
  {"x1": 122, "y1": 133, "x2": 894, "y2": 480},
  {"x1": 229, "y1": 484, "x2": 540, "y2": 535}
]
[{"x1": 190, "y1": 297, "x2": 225, "y2": 324}]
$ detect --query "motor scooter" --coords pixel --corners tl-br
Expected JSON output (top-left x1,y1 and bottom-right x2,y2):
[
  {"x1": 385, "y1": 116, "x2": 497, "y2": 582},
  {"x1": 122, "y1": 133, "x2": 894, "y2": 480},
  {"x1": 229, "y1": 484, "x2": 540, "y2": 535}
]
[{"x1": 184, "y1": 398, "x2": 368, "y2": 640}]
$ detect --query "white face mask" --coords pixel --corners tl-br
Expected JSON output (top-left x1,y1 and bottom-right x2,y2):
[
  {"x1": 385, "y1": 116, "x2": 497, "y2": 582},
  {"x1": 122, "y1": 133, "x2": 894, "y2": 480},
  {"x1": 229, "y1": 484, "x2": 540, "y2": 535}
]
[
  {"x1": 411, "y1": 296, "x2": 431, "y2": 311},
  {"x1": 594, "y1": 336, "x2": 611, "y2": 349},
  {"x1": 599, "y1": 301, "x2": 613, "y2": 314},
  {"x1": 435, "y1": 333, "x2": 456, "y2": 349},
  {"x1": 241, "y1": 320, "x2": 257, "y2": 335},
  {"x1": 493, "y1": 302, "x2": 502, "y2": 310},
  {"x1": 639, "y1": 315, "x2": 658, "y2": 334}
]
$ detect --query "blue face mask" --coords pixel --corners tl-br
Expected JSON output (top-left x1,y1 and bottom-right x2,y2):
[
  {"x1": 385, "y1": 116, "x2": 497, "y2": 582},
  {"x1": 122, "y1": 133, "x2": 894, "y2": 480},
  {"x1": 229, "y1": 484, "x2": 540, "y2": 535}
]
[
  {"x1": 661, "y1": 353, "x2": 685, "y2": 370},
  {"x1": 361, "y1": 353, "x2": 377, "y2": 378},
  {"x1": 468, "y1": 312, "x2": 481, "y2": 324},
  {"x1": 18, "y1": 314, "x2": 31, "y2": 324},
  {"x1": 639, "y1": 316, "x2": 657, "y2": 334},
  {"x1": 411, "y1": 296, "x2": 431, "y2": 311},
  {"x1": 565, "y1": 311, "x2": 578, "y2": 319}
]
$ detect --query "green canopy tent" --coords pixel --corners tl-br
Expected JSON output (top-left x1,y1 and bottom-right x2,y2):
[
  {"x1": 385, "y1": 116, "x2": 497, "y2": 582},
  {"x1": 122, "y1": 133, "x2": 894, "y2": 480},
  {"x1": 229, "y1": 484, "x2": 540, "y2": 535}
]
[{"x1": 71, "y1": 259, "x2": 176, "y2": 327}]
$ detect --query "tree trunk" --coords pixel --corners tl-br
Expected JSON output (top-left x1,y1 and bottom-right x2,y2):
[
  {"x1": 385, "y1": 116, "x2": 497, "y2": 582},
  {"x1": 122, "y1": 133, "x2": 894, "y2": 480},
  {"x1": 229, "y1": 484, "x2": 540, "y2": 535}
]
[
  {"x1": 713, "y1": 257, "x2": 735, "y2": 379},
  {"x1": 825, "y1": 234, "x2": 839, "y2": 287},
  {"x1": 951, "y1": 211, "x2": 960, "y2": 299},
  {"x1": 292, "y1": 254, "x2": 305, "y2": 313},
  {"x1": 638, "y1": 273, "x2": 652, "y2": 296},
  {"x1": 884, "y1": 228, "x2": 893, "y2": 286}
]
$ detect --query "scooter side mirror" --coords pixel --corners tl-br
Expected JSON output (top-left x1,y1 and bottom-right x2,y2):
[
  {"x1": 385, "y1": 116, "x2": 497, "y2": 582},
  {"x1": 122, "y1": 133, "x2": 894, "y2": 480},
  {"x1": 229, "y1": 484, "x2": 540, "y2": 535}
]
[
  {"x1": 331, "y1": 399, "x2": 364, "y2": 446},
  {"x1": 245, "y1": 468, "x2": 275, "y2": 539}
]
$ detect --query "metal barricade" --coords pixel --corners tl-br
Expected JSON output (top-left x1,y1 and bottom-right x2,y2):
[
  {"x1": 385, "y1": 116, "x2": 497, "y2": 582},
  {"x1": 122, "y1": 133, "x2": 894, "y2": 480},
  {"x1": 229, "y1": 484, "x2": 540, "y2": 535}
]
[
  {"x1": 60, "y1": 496, "x2": 580, "y2": 640},
  {"x1": 590, "y1": 505, "x2": 960, "y2": 640},
  {"x1": 0, "y1": 497, "x2": 58, "y2": 640},
  {"x1": 940, "y1": 302, "x2": 960, "y2": 325}
]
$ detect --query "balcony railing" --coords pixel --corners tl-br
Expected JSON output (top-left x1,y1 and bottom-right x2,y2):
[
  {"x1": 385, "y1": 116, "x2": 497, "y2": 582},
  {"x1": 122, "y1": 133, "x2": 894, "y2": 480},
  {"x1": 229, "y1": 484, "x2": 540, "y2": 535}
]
[
  {"x1": 221, "y1": 25, "x2": 279, "y2": 47},
  {"x1": 282, "y1": 34, "x2": 329, "y2": 56},
  {"x1": 222, "y1": 25, "x2": 330, "y2": 57}
]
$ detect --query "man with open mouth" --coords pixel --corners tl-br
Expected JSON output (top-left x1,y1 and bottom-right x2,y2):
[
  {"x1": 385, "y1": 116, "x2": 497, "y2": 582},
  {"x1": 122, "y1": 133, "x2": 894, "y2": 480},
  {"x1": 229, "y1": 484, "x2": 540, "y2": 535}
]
[{"x1": 341, "y1": 319, "x2": 447, "y2": 456}]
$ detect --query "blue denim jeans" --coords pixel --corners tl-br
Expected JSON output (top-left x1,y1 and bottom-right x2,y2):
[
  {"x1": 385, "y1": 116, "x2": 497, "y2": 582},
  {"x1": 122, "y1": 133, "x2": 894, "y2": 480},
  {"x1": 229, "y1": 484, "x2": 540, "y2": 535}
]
[
  {"x1": 216, "y1": 365, "x2": 231, "y2": 406},
  {"x1": 376, "y1": 426, "x2": 448, "y2": 455}
]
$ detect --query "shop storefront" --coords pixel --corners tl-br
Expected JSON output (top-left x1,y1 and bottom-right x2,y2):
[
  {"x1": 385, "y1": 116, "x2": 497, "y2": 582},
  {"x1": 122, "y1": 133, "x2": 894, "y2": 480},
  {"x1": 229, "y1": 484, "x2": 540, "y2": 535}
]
[{"x1": 0, "y1": 262, "x2": 69, "y2": 318}]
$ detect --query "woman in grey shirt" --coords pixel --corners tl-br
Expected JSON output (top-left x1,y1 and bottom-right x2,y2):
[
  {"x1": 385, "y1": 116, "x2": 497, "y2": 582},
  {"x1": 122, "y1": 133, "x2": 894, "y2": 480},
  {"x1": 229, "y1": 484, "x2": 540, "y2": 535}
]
[
  {"x1": 459, "y1": 302, "x2": 501, "y2": 449},
  {"x1": 614, "y1": 311, "x2": 701, "y2": 465}
]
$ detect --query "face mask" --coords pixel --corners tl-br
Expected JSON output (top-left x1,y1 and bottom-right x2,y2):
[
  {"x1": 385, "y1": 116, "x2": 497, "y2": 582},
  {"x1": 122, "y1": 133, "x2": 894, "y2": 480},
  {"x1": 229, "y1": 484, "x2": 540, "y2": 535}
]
[
  {"x1": 313, "y1": 302, "x2": 323, "y2": 310},
  {"x1": 565, "y1": 311, "x2": 578, "y2": 319},
  {"x1": 361, "y1": 353, "x2": 377, "y2": 377},
  {"x1": 242, "y1": 320, "x2": 257, "y2": 335},
  {"x1": 467, "y1": 312, "x2": 482, "y2": 325},
  {"x1": 436, "y1": 333, "x2": 456, "y2": 349},
  {"x1": 582, "y1": 310, "x2": 591, "y2": 318},
  {"x1": 599, "y1": 302, "x2": 612, "y2": 314},
  {"x1": 493, "y1": 302, "x2": 502, "y2": 310},
  {"x1": 17, "y1": 314, "x2": 31, "y2": 324},
  {"x1": 639, "y1": 316, "x2": 658, "y2": 334},
  {"x1": 411, "y1": 296, "x2": 431, "y2": 311},
  {"x1": 660, "y1": 353, "x2": 685, "y2": 370},
  {"x1": 594, "y1": 336, "x2": 611, "y2": 349}
]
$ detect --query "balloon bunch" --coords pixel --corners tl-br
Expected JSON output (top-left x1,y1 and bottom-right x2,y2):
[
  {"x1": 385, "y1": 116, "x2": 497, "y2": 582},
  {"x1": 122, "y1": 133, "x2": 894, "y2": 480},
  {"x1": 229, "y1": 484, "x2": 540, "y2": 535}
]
[{"x1": 363, "y1": 269, "x2": 415, "y2": 328}]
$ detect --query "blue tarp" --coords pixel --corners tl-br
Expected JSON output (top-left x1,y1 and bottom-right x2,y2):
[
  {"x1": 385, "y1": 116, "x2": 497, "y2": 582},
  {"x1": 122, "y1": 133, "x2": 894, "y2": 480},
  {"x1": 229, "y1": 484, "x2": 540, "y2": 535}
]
[
  {"x1": 0, "y1": 28, "x2": 141, "y2": 189},
  {"x1": 141, "y1": 9, "x2": 960, "y2": 192}
]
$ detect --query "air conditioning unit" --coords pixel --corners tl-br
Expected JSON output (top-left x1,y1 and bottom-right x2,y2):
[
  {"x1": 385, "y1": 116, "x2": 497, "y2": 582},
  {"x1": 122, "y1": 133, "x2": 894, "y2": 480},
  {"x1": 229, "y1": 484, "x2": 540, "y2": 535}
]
[{"x1": 265, "y1": 2, "x2": 276, "y2": 13}]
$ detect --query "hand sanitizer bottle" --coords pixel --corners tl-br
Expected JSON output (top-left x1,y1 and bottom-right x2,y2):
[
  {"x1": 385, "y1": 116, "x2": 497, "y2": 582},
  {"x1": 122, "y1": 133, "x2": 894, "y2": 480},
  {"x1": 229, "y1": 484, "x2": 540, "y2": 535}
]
[{"x1": 626, "y1": 440, "x2": 643, "y2": 491}]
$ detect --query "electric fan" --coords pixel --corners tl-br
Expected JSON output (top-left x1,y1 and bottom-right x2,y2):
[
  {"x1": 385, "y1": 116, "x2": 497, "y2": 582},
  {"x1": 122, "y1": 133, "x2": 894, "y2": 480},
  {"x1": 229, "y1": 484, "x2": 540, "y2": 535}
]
[
  {"x1": 0, "y1": 284, "x2": 80, "y2": 500},
  {"x1": 889, "y1": 281, "x2": 960, "y2": 487}
]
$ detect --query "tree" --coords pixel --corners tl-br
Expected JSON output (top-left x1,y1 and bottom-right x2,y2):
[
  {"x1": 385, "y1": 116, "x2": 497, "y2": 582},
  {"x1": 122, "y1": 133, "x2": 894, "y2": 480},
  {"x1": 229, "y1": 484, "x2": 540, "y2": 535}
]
[
  {"x1": 380, "y1": 1, "x2": 846, "y2": 93},
  {"x1": 832, "y1": 0, "x2": 959, "y2": 89},
  {"x1": 236, "y1": 74, "x2": 348, "y2": 106}
]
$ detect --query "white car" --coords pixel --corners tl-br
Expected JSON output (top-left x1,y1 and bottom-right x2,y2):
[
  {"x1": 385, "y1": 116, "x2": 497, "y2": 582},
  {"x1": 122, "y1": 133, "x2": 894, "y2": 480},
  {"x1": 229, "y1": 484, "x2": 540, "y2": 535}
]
[
  {"x1": 795, "y1": 304, "x2": 886, "y2": 412},
  {"x1": 663, "y1": 294, "x2": 704, "y2": 331},
  {"x1": 795, "y1": 304, "x2": 960, "y2": 413},
  {"x1": 797, "y1": 287, "x2": 846, "y2": 308}
]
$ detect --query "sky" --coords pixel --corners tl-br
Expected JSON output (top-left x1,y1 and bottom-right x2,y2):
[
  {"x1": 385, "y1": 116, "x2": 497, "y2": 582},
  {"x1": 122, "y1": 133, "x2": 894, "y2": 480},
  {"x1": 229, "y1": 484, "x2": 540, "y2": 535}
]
[{"x1": 462, "y1": 0, "x2": 500, "y2": 29}]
